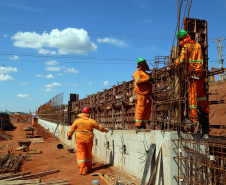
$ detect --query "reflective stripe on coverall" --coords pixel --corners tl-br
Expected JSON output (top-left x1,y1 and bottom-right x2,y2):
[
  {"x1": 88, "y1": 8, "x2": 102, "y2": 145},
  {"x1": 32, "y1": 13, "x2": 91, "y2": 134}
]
[
  {"x1": 174, "y1": 35, "x2": 210, "y2": 122},
  {"x1": 133, "y1": 69, "x2": 152, "y2": 127},
  {"x1": 68, "y1": 113, "x2": 107, "y2": 175}
]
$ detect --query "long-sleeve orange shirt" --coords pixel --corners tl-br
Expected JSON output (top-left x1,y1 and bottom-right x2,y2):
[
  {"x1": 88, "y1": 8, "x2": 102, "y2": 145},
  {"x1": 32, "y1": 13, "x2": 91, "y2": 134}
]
[
  {"x1": 174, "y1": 36, "x2": 204, "y2": 74},
  {"x1": 133, "y1": 69, "x2": 152, "y2": 96},
  {"x1": 68, "y1": 113, "x2": 107, "y2": 141}
]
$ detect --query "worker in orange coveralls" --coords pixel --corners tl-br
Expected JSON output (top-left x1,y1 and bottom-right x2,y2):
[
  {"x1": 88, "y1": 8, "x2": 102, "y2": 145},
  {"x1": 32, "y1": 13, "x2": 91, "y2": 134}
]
[
  {"x1": 32, "y1": 117, "x2": 35, "y2": 127},
  {"x1": 174, "y1": 30, "x2": 210, "y2": 133},
  {"x1": 133, "y1": 57, "x2": 154, "y2": 129},
  {"x1": 67, "y1": 107, "x2": 109, "y2": 175}
]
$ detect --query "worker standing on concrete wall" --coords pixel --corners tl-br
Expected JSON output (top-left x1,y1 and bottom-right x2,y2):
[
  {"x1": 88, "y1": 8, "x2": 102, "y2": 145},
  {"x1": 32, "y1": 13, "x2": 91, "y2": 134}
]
[
  {"x1": 174, "y1": 30, "x2": 210, "y2": 133},
  {"x1": 67, "y1": 107, "x2": 109, "y2": 175},
  {"x1": 133, "y1": 57, "x2": 154, "y2": 129}
]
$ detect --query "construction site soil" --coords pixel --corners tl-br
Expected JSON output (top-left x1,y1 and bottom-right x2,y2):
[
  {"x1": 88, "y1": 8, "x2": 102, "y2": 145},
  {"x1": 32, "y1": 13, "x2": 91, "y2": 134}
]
[
  {"x1": 0, "y1": 121, "x2": 140, "y2": 185},
  {"x1": 209, "y1": 80, "x2": 226, "y2": 136}
]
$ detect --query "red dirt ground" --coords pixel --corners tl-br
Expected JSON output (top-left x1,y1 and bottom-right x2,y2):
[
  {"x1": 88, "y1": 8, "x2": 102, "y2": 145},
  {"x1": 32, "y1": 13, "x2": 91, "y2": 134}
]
[
  {"x1": 0, "y1": 121, "x2": 140, "y2": 185},
  {"x1": 10, "y1": 114, "x2": 31, "y2": 122},
  {"x1": 209, "y1": 80, "x2": 226, "y2": 136}
]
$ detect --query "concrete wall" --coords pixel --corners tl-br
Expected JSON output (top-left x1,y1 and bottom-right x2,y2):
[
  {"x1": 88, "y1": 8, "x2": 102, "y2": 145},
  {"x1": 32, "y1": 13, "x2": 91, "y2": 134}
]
[{"x1": 38, "y1": 119, "x2": 184, "y2": 185}]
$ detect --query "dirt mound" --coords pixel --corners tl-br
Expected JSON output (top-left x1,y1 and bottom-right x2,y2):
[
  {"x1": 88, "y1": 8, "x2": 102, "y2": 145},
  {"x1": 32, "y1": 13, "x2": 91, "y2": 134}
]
[
  {"x1": 10, "y1": 114, "x2": 31, "y2": 122},
  {"x1": 0, "y1": 128, "x2": 11, "y2": 140},
  {"x1": 209, "y1": 80, "x2": 226, "y2": 136},
  {"x1": 0, "y1": 128, "x2": 7, "y2": 141}
]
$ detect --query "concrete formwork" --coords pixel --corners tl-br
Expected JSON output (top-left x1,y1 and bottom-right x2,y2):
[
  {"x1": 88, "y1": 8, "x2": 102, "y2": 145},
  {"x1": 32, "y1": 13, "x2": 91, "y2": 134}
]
[{"x1": 38, "y1": 118, "x2": 187, "y2": 184}]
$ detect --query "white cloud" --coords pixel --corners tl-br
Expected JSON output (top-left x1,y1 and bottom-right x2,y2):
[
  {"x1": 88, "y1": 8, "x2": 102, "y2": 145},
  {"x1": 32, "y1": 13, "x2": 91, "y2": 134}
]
[
  {"x1": 42, "y1": 88, "x2": 56, "y2": 92},
  {"x1": 64, "y1": 68, "x2": 79, "y2": 74},
  {"x1": 89, "y1": 82, "x2": 92, "y2": 85},
  {"x1": 44, "y1": 60, "x2": 59, "y2": 66},
  {"x1": 35, "y1": 74, "x2": 44, "y2": 77},
  {"x1": 46, "y1": 74, "x2": 55, "y2": 79},
  {"x1": 44, "y1": 82, "x2": 62, "y2": 88},
  {"x1": 0, "y1": 66, "x2": 17, "y2": 74},
  {"x1": 71, "y1": 83, "x2": 79, "y2": 86},
  {"x1": 20, "y1": 82, "x2": 27, "y2": 85},
  {"x1": 38, "y1": 49, "x2": 56, "y2": 55},
  {"x1": 97, "y1": 37, "x2": 127, "y2": 47},
  {"x1": 103, "y1": 81, "x2": 109, "y2": 85},
  {"x1": 9, "y1": 55, "x2": 19, "y2": 60},
  {"x1": 17, "y1": 94, "x2": 29, "y2": 98},
  {"x1": 3, "y1": 34, "x2": 9, "y2": 38},
  {"x1": 11, "y1": 28, "x2": 97, "y2": 55},
  {"x1": 57, "y1": 73, "x2": 63, "y2": 76},
  {"x1": 46, "y1": 66, "x2": 61, "y2": 71},
  {"x1": 0, "y1": 74, "x2": 14, "y2": 81},
  {"x1": 36, "y1": 74, "x2": 56, "y2": 79}
]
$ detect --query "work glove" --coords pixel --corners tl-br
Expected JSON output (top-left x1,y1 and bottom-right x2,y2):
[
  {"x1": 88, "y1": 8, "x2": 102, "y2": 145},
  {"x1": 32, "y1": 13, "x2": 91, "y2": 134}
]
[
  {"x1": 68, "y1": 135, "x2": 72, "y2": 140},
  {"x1": 106, "y1": 129, "x2": 109, "y2": 133},
  {"x1": 148, "y1": 78, "x2": 155, "y2": 83}
]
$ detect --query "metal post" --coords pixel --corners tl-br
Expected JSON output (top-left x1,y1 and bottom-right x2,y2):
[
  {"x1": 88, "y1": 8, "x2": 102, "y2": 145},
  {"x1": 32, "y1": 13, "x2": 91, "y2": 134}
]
[{"x1": 214, "y1": 37, "x2": 225, "y2": 81}]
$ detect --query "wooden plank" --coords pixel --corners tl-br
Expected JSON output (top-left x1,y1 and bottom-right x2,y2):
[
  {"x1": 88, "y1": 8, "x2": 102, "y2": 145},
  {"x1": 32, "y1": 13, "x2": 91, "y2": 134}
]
[
  {"x1": 148, "y1": 147, "x2": 162, "y2": 185},
  {"x1": 38, "y1": 179, "x2": 69, "y2": 185},
  {"x1": 4, "y1": 169, "x2": 60, "y2": 181},
  {"x1": 27, "y1": 150, "x2": 42, "y2": 154},
  {"x1": 98, "y1": 174, "x2": 113, "y2": 185},
  {"x1": 141, "y1": 144, "x2": 156, "y2": 185},
  {"x1": 0, "y1": 172, "x2": 30, "y2": 180},
  {"x1": 104, "y1": 174, "x2": 113, "y2": 184},
  {"x1": 1, "y1": 179, "x2": 40, "y2": 185}
]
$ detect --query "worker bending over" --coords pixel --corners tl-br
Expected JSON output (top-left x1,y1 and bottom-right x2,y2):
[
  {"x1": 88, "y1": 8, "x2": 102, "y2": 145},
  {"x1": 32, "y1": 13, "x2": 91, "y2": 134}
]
[
  {"x1": 133, "y1": 57, "x2": 154, "y2": 129},
  {"x1": 174, "y1": 30, "x2": 210, "y2": 133},
  {"x1": 68, "y1": 107, "x2": 109, "y2": 175}
]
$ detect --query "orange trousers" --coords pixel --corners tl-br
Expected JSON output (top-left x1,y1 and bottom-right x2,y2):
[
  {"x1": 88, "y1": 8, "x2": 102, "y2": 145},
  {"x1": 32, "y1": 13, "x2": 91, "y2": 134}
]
[
  {"x1": 76, "y1": 139, "x2": 93, "y2": 175},
  {"x1": 32, "y1": 120, "x2": 35, "y2": 127},
  {"x1": 189, "y1": 75, "x2": 209, "y2": 122},
  {"x1": 135, "y1": 94, "x2": 151, "y2": 127}
]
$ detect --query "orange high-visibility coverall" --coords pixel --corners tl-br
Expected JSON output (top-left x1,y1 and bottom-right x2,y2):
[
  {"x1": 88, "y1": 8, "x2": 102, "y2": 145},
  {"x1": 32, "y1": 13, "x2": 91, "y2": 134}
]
[
  {"x1": 68, "y1": 113, "x2": 107, "y2": 175},
  {"x1": 133, "y1": 69, "x2": 152, "y2": 127},
  {"x1": 32, "y1": 117, "x2": 35, "y2": 127},
  {"x1": 174, "y1": 35, "x2": 210, "y2": 122}
]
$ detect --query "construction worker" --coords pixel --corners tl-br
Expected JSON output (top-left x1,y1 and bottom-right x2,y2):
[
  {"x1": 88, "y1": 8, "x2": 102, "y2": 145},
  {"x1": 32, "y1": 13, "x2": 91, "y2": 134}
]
[
  {"x1": 67, "y1": 107, "x2": 109, "y2": 175},
  {"x1": 31, "y1": 117, "x2": 35, "y2": 127},
  {"x1": 174, "y1": 30, "x2": 210, "y2": 133},
  {"x1": 133, "y1": 57, "x2": 154, "y2": 129}
]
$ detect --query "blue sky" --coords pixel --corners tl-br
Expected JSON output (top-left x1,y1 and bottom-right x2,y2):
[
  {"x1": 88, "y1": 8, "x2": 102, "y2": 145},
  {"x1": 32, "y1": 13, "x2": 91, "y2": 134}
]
[{"x1": 0, "y1": 0, "x2": 225, "y2": 113}]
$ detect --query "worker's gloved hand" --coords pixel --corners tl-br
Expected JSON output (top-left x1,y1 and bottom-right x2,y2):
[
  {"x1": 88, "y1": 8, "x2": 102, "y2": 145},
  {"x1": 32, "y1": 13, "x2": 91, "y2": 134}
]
[
  {"x1": 149, "y1": 78, "x2": 155, "y2": 83},
  {"x1": 68, "y1": 135, "x2": 72, "y2": 140},
  {"x1": 106, "y1": 129, "x2": 109, "y2": 133}
]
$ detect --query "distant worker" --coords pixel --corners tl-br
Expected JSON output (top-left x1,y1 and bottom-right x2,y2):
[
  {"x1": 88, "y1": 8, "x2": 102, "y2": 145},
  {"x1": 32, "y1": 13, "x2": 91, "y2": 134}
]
[
  {"x1": 32, "y1": 117, "x2": 35, "y2": 127},
  {"x1": 32, "y1": 116, "x2": 37, "y2": 127},
  {"x1": 67, "y1": 107, "x2": 109, "y2": 175},
  {"x1": 174, "y1": 30, "x2": 210, "y2": 133},
  {"x1": 133, "y1": 57, "x2": 154, "y2": 129}
]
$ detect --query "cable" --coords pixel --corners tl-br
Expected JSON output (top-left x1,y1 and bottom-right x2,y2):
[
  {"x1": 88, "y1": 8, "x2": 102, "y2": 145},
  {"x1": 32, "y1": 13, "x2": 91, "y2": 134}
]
[
  {"x1": 0, "y1": 58, "x2": 141, "y2": 64},
  {"x1": 0, "y1": 51, "x2": 155, "y2": 62},
  {"x1": 181, "y1": 0, "x2": 190, "y2": 30},
  {"x1": 0, "y1": 22, "x2": 173, "y2": 41}
]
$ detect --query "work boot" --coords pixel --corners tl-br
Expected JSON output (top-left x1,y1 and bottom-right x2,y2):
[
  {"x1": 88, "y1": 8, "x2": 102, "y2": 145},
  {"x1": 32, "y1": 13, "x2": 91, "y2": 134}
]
[
  {"x1": 78, "y1": 172, "x2": 86, "y2": 176},
  {"x1": 142, "y1": 125, "x2": 147, "y2": 129},
  {"x1": 199, "y1": 117, "x2": 210, "y2": 135},
  {"x1": 136, "y1": 126, "x2": 142, "y2": 129}
]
